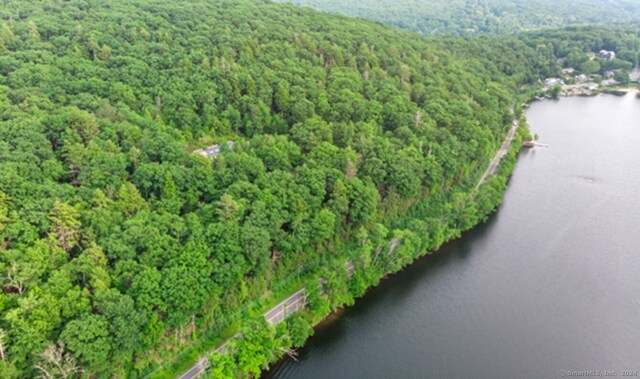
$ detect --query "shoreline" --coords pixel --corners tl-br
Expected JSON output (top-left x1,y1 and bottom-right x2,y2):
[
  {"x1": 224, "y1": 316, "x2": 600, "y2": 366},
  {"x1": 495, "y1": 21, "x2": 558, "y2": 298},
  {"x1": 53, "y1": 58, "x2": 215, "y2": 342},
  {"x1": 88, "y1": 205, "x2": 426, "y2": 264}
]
[
  {"x1": 261, "y1": 114, "x2": 525, "y2": 377},
  {"x1": 526, "y1": 86, "x2": 639, "y2": 104},
  {"x1": 262, "y1": 220, "x2": 494, "y2": 377},
  {"x1": 266, "y1": 77, "x2": 640, "y2": 378},
  {"x1": 173, "y1": 104, "x2": 527, "y2": 379},
  {"x1": 609, "y1": 87, "x2": 639, "y2": 92},
  {"x1": 566, "y1": 86, "x2": 638, "y2": 97},
  {"x1": 599, "y1": 87, "x2": 639, "y2": 95},
  {"x1": 263, "y1": 92, "x2": 636, "y2": 378}
]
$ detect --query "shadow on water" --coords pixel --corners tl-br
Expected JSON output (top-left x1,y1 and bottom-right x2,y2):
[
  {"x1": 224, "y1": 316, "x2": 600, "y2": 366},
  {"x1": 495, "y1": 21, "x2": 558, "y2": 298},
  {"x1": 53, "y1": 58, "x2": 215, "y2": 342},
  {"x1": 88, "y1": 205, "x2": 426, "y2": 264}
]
[{"x1": 264, "y1": 209, "x2": 501, "y2": 377}]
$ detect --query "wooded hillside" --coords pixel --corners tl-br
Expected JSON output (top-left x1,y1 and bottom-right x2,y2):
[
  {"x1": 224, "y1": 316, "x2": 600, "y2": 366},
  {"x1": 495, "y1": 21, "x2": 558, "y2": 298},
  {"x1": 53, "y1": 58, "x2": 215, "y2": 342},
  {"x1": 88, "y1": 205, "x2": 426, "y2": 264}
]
[
  {"x1": 280, "y1": 0, "x2": 640, "y2": 36},
  {"x1": 0, "y1": 0, "x2": 529, "y2": 377}
]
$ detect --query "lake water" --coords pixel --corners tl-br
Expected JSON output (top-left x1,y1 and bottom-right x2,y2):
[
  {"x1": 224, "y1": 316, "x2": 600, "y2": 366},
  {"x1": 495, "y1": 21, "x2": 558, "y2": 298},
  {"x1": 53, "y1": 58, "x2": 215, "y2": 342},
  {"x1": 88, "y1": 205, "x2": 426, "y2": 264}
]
[{"x1": 265, "y1": 93, "x2": 640, "y2": 379}]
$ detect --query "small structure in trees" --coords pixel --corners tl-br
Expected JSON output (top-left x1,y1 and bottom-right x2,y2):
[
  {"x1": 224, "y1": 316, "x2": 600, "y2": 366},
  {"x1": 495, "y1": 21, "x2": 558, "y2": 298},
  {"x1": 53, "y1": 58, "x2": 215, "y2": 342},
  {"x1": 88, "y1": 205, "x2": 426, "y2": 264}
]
[
  {"x1": 194, "y1": 141, "x2": 235, "y2": 159},
  {"x1": 544, "y1": 78, "x2": 564, "y2": 87},
  {"x1": 598, "y1": 49, "x2": 616, "y2": 61}
]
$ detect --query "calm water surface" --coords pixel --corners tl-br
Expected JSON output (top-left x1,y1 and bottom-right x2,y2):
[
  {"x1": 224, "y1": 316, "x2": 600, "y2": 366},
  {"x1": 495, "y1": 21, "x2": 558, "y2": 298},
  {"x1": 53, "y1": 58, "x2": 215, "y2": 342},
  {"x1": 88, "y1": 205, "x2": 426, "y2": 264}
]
[{"x1": 265, "y1": 93, "x2": 640, "y2": 379}]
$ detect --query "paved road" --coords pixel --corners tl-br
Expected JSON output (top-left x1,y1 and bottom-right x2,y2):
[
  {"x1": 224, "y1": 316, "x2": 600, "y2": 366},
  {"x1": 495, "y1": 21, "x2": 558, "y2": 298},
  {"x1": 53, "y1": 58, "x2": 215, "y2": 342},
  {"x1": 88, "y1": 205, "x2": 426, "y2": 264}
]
[
  {"x1": 175, "y1": 289, "x2": 311, "y2": 379},
  {"x1": 264, "y1": 288, "x2": 307, "y2": 325},
  {"x1": 476, "y1": 114, "x2": 519, "y2": 189},
  {"x1": 176, "y1": 261, "x2": 355, "y2": 379},
  {"x1": 178, "y1": 121, "x2": 522, "y2": 379},
  {"x1": 177, "y1": 358, "x2": 207, "y2": 379},
  {"x1": 175, "y1": 111, "x2": 518, "y2": 379}
]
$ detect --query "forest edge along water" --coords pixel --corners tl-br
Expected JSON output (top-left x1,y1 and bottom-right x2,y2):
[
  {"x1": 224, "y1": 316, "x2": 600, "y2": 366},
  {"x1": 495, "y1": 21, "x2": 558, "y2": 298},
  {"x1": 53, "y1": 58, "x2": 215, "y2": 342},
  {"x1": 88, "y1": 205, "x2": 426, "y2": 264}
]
[
  {"x1": 264, "y1": 92, "x2": 640, "y2": 379},
  {"x1": 3, "y1": 2, "x2": 640, "y2": 379},
  {"x1": 175, "y1": 100, "x2": 523, "y2": 379}
]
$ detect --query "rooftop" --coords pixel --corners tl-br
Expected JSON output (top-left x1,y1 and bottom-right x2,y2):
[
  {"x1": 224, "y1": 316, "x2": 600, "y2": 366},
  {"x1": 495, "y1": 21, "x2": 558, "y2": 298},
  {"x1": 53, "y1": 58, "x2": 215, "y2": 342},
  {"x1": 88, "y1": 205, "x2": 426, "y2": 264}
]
[{"x1": 194, "y1": 141, "x2": 235, "y2": 158}]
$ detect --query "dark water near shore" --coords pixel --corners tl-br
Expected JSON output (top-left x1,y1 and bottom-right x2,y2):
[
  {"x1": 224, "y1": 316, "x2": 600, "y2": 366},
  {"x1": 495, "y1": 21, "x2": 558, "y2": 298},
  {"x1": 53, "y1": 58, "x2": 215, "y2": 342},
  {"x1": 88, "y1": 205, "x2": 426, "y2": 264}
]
[{"x1": 264, "y1": 93, "x2": 640, "y2": 379}]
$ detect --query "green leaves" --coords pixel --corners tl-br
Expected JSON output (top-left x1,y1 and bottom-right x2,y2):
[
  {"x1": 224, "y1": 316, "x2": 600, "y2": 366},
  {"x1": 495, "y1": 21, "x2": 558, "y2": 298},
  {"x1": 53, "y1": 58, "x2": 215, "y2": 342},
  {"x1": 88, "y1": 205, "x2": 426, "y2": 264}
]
[
  {"x1": 279, "y1": 0, "x2": 640, "y2": 36},
  {"x1": 285, "y1": 314, "x2": 313, "y2": 348},
  {"x1": 580, "y1": 59, "x2": 601, "y2": 75},
  {"x1": 0, "y1": 0, "x2": 597, "y2": 377},
  {"x1": 310, "y1": 209, "x2": 336, "y2": 243},
  {"x1": 95, "y1": 290, "x2": 145, "y2": 363},
  {"x1": 60, "y1": 315, "x2": 112, "y2": 374},
  {"x1": 159, "y1": 171, "x2": 183, "y2": 214},
  {"x1": 47, "y1": 202, "x2": 81, "y2": 253}
]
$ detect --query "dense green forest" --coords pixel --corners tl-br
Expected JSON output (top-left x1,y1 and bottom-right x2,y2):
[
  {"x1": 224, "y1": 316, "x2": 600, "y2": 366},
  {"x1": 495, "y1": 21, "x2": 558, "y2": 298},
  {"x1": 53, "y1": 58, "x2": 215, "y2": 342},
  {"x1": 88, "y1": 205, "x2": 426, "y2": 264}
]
[
  {"x1": 279, "y1": 0, "x2": 640, "y2": 36},
  {"x1": 0, "y1": 0, "x2": 523, "y2": 377},
  {"x1": 0, "y1": 0, "x2": 638, "y2": 378},
  {"x1": 446, "y1": 25, "x2": 640, "y2": 85}
]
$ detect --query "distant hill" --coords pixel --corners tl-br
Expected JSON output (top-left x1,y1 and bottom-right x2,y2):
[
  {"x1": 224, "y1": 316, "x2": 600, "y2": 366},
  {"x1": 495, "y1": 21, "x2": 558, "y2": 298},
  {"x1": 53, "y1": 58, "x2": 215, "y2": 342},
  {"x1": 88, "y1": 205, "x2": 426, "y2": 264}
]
[{"x1": 277, "y1": 0, "x2": 640, "y2": 36}]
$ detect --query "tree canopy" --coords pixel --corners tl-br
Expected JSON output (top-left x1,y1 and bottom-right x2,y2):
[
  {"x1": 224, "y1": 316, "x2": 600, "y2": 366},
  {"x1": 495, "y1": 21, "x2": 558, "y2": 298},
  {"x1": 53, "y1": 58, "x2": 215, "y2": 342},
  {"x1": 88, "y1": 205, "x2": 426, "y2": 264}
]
[
  {"x1": 279, "y1": 0, "x2": 640, "y2": 36},
  {"x1": 0, "y1": 0, "x2": 636, "y2": 377}
]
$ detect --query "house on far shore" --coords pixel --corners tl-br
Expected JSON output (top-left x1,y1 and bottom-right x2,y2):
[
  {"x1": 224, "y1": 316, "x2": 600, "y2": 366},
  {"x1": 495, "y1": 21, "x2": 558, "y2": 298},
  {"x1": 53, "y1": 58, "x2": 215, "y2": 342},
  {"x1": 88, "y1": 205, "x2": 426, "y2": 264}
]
[
  {"x1": 194, "y1": 141, "x2": 235, "y2": 159},
  {"x1": 603, "y1": 71, "x2": 615, "y2": 79},
  {"x1": 575, "y1": 74, "x2": 588, "y2": 82},
  {"x1": 598, "y1": 49, "x2": 616, "y2": 61},
  {"x1": 544, "y1": 78, "x2": 564, "y2": 87},
  {"x1": 561, "y1": 67, "x2": 575, "y2": 75},
  {"x1": 601, "y1": 79, "x2": 620, "y2": 87},
  {"x1": 581, "y1": 82, "x2": 599, "y2": 91}
]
